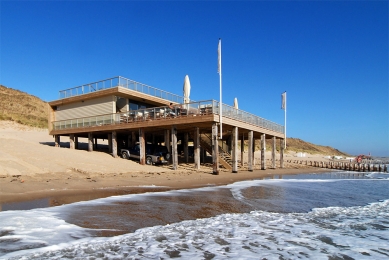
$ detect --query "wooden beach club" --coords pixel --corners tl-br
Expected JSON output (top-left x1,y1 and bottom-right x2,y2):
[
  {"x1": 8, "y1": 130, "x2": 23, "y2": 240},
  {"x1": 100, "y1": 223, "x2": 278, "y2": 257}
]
[{"x1": 48, "y1": 76, "x2": 286, "y2": 174}]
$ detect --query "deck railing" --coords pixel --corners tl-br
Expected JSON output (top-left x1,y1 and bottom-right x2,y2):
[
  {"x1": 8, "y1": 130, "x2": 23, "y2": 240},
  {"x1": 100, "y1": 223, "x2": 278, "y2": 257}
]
[
  {"x1": 52, "y1": 100, "x2": 284, "y2": 134},
  {"x1": 219, "y1": 102, "x2": 285, "y2": 133},
  {"x1": 58, "y1": 76, "x2": 184, "y2": 103}
]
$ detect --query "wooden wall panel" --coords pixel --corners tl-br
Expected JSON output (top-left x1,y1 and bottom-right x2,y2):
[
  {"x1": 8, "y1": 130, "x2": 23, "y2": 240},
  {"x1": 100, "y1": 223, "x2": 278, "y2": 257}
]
[{"x1": 56, "y1": 96, "x2": 114, "y2": 120}]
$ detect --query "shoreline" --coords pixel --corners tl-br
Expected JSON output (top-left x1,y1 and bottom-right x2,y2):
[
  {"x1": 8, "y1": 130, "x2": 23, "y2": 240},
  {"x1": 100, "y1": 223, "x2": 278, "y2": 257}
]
[{"x1": 0, "y1": 167, "x2": 330, "y2": 207}]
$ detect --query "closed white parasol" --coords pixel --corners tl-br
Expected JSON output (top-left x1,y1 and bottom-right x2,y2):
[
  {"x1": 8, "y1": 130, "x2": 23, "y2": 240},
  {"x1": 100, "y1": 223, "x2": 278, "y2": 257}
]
[
  {"x1": 183, "y1": 75, "x2": 191, "y2": 104},
  {"x1": 233, "y1": 97, "x2": 238, "y2": 109}
]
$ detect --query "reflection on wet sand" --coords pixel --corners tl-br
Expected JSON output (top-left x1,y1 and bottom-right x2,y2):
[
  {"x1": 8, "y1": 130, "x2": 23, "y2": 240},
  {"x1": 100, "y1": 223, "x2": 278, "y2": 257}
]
[
  {"x1": 63, "y1": 189, "x2": 253, "y2": 237},
  {"x1": 1, "y1": 187, "x2": 171, "y2": 211}
]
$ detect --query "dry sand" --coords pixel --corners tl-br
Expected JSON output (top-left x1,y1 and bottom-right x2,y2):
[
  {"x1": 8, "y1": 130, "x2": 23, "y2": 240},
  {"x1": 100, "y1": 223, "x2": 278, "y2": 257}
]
[{"x1": 0, "y1": 121, "x2": 331, "y2": 205}]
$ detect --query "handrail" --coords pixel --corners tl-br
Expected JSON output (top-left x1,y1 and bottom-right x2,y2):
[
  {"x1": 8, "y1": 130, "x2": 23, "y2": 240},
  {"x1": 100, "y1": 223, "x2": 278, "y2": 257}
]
[
  {"x1": 58, "y1": 76, "x2": 185, "y2": 103},
  {"x1": 52, "y1": 99, "x2": 284, "y2": 134},
  {"x1": 202, "y1": 133, "x2": 226, "y2": 152},
  {"x1": 212, "y1": 100, "x2": 285, "y2": 134}
]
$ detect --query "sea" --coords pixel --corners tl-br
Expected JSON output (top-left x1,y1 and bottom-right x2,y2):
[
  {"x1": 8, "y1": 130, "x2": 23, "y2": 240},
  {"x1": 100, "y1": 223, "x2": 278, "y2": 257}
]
[{"x1": 0, "y1": 170, "x2": 388, "y2": 259}]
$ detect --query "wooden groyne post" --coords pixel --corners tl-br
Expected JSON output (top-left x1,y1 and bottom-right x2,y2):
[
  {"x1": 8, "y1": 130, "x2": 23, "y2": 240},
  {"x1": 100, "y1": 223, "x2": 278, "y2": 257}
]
[{"x1": 286, "y1": 159, "x2": 388, "y2": 173}]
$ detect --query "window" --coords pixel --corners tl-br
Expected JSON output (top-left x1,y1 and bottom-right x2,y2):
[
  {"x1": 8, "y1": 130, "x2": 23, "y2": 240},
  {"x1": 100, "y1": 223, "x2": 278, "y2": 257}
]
[{"x1": 129, "y1": 103, "x2": 138, "y2": 111}]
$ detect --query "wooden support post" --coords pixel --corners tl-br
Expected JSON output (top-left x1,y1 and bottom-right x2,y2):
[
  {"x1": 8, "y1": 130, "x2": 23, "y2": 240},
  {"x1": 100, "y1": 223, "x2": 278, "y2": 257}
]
[
  {"x1": 194, "y1": 127, "x2": 200, "y2": 169},
  {"x1": 94, "y1": 137, "x2": 98, "y2": 150},
  {"x1": 54, "y1": 135, "x2": 60, "y2": 147},
  {"x1": 171, "y1": 126, "x2": 178, "y2": 170},
  {"x1": 248, "y1": 131, "x2": 253, "y2": 172},
  {"x1": 212, "y1": 123, "x2": 219, "y2": 175},
  {"x1": 88, "y1": 133, "x2": 93, "y2": 152},
  {"x1": 252, "y1": 138, "x2": 256, "y2": 166},
  {"x1": 127, "y1": 135, "x2": 131, "y2": 148},
  {"x1": 272, "y1": 136, "x2": 276, "y2": 169},
  {"x1": 240, "y1": 134, "x2": 244, "y2": 167},
  {"x1": 75, "y1": 136, "x2": 78, "y2": 149},
  {"x1": 184, "y1": 132, "x2": 189, "y2": 163},
  {"x1": 227, "y1": 135, "x2": 232, "y2": 155},
  {"x1": 280, "y1": 138, "x2": 284, "y2": 168},
  {"x1": 108, "y1": 133, "x2": 112, "y2": 153},
  {"x1": 131, "y1": 132, "x2": 136, "y2": 147},
  {"x1": 261, "y1": 133, "x2": 266, "y2": 170},
  {"x1": 164, "y1": 129, "x2": 170, "y2": 153},
  {"x1": 139, "y1": 128, "x2": 145, "y2": 165},
  {"x1": 70, "y1": 134, "x2": 75, "y2": 149},
  {"x1": 232, "y1": 126, "x2": 238, "y2": 173},
  {"x1": 112, "y1": 131, "x2": 117, "y2": 158}
]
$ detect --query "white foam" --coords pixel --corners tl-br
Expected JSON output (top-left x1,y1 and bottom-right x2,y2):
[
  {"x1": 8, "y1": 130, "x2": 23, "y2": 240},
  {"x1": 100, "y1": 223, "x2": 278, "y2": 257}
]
[
  {"x1": 2, "y1": 172, "x2": 388, "y2": 259},
  {"x1": 4, "y1": 200, "x2": 388, "y2": 259},
  {"x1": 0, "y1": 209, "x2": 90, "y2": 258},
  {"x1": 366, "y1": 172, "x2": 389, "y2": 179}
]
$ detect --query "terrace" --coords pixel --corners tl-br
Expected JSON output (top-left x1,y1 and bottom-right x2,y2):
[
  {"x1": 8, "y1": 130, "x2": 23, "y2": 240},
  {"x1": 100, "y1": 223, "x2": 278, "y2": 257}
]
[
  {"x1": 59, "y1": 76, "x2": 184, "y2": 104},
  {"x1": 55, "y1": 76, "x2": 284, "y2": 134},
  {"x1": 52, "y1": 99, "x2": 284, "y2": 134}
]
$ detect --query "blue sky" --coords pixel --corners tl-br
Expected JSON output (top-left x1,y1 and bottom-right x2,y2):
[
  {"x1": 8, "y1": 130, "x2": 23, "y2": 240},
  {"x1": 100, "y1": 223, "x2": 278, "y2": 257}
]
[{"x1": 1, "y1": 1, "x2": 388, "y2": 156}]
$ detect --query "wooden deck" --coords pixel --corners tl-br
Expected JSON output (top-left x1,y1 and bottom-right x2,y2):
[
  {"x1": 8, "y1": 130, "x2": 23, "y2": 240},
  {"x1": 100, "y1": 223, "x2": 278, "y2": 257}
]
[{"x1": 49, "y1": 113, "x2": 284, "y2": 140}]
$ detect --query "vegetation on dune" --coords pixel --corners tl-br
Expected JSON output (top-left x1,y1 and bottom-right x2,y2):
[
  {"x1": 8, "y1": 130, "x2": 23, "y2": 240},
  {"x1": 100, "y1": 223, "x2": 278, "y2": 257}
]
[
  {"x1": 0, "y1": 85, "x2": 48, "y2": 128},
  {"x1": 0, "y1": 84, "x2": 349, "y2": 156},
  {"x1": 282, "y1": 137, "x2": 349, "y2": 156},
  {"x1": 244, "y1": 137, "x2": 348, "y2": 157}
]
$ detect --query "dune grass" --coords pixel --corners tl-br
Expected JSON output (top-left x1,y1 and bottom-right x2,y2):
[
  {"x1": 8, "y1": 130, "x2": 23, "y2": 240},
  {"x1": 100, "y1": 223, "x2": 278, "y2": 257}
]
[{"x1": 0, "y1": 85, "x2": 48, "y2": 128}]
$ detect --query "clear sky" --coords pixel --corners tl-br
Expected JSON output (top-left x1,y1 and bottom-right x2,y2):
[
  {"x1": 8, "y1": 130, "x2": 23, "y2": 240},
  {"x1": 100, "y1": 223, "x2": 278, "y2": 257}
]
[{"x1": 1, "y1": 1, "x2": 388, "y2": 156}]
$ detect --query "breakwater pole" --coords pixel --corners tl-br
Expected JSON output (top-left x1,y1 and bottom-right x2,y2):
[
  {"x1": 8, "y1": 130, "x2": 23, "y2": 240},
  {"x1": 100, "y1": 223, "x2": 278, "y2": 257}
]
[{"x1": 285, "y1": 160, "x2": 388, "y2": 173}]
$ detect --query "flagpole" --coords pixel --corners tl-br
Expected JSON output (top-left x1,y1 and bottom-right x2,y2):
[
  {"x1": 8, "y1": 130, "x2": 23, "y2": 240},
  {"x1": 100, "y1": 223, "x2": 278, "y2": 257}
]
[
  {"x1": 284, "y1": 100, "x2": 287, "y2": 149},
  {"x1": 284, "y1": 91, "x2": 287, "y2": 149},
  {"x1": 218, "y1": 38, "x2": 223, "y2": 139}
]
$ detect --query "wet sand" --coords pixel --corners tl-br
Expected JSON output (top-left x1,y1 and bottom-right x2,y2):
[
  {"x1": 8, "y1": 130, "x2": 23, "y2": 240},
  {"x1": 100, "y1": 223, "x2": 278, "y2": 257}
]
[
  {"x1": 3, "y1": 170, "x2": 331, "y2": 238},
  {"x1": 0, "y1": 168, "x2": 329, "y2": 207}
]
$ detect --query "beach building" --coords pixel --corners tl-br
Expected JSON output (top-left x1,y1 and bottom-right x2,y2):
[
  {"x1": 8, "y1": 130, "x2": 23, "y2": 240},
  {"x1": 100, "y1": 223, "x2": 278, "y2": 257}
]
[{"x1": 48, "y1": 76, "x2": 285, "y2": 174}]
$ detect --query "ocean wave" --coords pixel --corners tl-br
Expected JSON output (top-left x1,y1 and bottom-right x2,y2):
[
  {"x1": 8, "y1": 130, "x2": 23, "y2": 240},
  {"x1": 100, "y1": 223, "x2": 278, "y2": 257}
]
[{"x1": 4, "y1": 200, "x2": 389, "y2": 260}]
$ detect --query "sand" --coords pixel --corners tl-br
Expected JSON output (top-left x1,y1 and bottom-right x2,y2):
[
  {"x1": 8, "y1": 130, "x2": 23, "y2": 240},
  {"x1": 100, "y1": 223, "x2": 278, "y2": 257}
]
[{"x1": 0, "y1": 121, "x2": 331, "y2": 205}]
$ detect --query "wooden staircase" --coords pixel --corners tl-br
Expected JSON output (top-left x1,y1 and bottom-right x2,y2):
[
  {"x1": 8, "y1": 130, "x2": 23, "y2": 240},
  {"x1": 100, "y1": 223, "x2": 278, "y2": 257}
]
[{"x1": 199, "y1": 133, "x2": 233, "y2": 170}]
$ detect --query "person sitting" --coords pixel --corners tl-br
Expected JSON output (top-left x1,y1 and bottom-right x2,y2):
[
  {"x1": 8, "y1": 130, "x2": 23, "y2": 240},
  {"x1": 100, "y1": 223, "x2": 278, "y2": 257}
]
[{"x1": 167, "y1": 103, "x2": 176, "y2": 117}]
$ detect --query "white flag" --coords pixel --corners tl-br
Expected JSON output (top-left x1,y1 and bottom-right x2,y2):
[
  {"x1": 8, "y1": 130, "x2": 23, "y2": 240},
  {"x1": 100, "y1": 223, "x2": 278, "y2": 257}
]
[
  {"x1": 218, "y1": 38, "x2": 221, "y2": 74},
  {"x1": 281, "y1": 91, "x2": 286, "y2": 110}
]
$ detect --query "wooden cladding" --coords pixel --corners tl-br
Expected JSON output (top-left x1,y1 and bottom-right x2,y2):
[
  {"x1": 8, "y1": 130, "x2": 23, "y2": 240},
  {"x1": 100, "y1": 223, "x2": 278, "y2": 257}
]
[{"x1": 56, "y1": 96, "x2": 114, "y2": 121}]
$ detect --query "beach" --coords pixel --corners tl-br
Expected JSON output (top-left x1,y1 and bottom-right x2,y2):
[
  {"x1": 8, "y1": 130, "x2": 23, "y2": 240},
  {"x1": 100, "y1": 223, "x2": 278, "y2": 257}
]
[
  {"x1": 0, "y1": 120, "x2": 328, "y2": 206},
  {"x1": 1, "y1": 172, "x2": 388, "y2": 259},
  {"x1": 1, "y1": 121, "x2": 388, "y2": 259}
]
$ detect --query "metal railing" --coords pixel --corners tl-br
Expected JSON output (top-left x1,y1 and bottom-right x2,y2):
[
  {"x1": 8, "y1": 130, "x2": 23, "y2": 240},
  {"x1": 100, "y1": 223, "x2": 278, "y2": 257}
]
[
  {"x1": 52, "y1": 100, "x2": 284, "y2": 134},
  {"x1": 219, "y1": 102, "x2": 285, "y2": 134},
  {"x1": 118, "y1": 77, "x2": 184, "y2": 103},
  {"x1": 58, "y1": 76, "x2": 184, "y2": 103}
]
